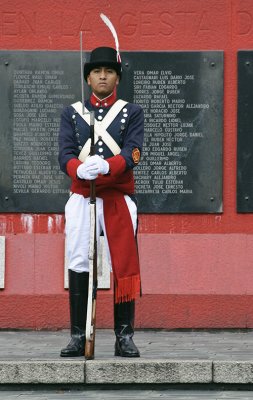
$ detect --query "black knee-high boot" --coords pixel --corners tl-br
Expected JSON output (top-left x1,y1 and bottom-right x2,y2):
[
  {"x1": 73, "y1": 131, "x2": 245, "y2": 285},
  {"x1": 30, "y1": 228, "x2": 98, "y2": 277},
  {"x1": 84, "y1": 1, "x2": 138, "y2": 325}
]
[
  {"x1": 114, "y1": 300, "x2": 140, "y2": 357},
  {"x1": 60, "y1": 270, "x2": 89, "y2": 357}
]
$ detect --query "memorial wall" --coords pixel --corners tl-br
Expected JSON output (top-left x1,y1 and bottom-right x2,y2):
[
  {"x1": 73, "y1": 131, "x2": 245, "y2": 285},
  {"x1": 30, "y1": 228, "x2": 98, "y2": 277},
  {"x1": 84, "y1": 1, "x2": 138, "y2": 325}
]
[
  {"x1": 0, "y1": 50, "x2": 223, "y2": 213},
  {"x1": 2, "y1": 0, "x2": 253, "y2": 331}
]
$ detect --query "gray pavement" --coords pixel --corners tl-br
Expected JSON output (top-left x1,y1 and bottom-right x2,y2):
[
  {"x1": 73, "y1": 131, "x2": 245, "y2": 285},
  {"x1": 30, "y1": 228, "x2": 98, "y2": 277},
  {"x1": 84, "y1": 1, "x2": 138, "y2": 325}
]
[
  {"x1": 1, "y1": 329, "x2": 253, "y2": 399},
  {"x1": 2, "y1": 329, "x2": 253, "y2": 361},
  {"x1": 1, "y1": 388, "x2": 253, "y2": 399}
]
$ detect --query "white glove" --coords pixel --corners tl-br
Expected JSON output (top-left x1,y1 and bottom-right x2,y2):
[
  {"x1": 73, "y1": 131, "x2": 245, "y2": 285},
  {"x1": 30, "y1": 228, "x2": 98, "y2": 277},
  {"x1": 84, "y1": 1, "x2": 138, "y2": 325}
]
[
  {"x1": 76, "y1": 162, "x2": 98, "y2": 180},
  {"x1": 76, "y1": 155, "x2": 109, "y2": 180},
  {"x1": 84, "y1": 155, "x2": 109, "y2": 176}
]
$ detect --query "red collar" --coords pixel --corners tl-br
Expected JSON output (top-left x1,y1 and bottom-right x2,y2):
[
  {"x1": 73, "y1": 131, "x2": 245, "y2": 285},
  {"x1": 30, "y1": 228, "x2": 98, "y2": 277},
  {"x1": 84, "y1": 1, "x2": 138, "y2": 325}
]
[{"x1": 90, "y1": 90, "x2": 117, "y2": 108}]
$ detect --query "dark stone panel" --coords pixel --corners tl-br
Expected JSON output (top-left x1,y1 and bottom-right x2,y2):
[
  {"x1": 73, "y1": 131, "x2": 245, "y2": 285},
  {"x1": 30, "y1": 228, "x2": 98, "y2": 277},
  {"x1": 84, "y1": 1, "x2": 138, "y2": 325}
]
[
  {"x1": 0, "y1": 50, "x2": 83, "y2": 212},
  {"x1": 119, "y1": 51, "x2": 223, "y2": 213},
  {"x1": 237, "y1": 51, "x2": 253, "y2": 212}
]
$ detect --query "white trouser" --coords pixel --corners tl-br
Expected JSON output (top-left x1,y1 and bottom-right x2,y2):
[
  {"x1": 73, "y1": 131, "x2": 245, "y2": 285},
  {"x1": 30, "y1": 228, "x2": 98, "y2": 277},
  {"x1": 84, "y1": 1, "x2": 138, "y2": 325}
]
[{"x1": 65, "y1": 193, "x2": 137, "y2": 273}]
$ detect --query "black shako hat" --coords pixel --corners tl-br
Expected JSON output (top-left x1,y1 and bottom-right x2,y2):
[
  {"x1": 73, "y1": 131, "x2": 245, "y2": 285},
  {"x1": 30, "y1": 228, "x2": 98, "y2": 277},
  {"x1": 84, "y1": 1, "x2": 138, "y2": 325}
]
[{"x1": 83, "y1": 47, "x2": 122, "y2": 81}]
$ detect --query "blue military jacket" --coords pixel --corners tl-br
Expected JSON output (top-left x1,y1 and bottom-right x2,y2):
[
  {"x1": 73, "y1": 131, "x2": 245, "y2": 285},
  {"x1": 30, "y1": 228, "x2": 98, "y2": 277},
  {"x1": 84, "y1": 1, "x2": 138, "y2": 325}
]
[{"x1": 58, "y1": 95, "x2": 144, "y2": 176}]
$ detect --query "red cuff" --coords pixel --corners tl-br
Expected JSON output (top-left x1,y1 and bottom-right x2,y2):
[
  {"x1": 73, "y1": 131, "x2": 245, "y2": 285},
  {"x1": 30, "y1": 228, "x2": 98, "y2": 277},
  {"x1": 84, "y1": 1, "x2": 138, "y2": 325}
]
[
  {"x1": 66, "y1": 158, "x2": 82, "y2": 179},
  {"x1": 107, "y1": 155, "x2": 126, "y2": 177}
]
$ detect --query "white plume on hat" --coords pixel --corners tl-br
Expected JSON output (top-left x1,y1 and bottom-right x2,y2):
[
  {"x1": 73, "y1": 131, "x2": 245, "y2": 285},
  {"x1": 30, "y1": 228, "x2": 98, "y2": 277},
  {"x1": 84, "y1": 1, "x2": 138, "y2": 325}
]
[{"x1": 100, "y1": 13, "x2": 121, "y2": 63}]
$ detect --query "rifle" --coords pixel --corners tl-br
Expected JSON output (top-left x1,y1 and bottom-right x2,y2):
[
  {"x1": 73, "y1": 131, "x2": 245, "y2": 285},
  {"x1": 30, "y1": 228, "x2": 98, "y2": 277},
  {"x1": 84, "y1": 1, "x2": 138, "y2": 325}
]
[
  {"x1": 85, "y1": 110, "x2": 98, "y2": 360},
  {"x1": 80, "y1": 31, "x2": 97, "y2": 360}
]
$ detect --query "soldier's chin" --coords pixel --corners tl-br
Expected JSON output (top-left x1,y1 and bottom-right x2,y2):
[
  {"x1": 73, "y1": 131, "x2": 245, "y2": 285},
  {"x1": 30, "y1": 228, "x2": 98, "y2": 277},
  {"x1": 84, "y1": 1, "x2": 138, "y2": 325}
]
[{"x1": 95, "y1": 89, "x2": 111, "y2": 97}]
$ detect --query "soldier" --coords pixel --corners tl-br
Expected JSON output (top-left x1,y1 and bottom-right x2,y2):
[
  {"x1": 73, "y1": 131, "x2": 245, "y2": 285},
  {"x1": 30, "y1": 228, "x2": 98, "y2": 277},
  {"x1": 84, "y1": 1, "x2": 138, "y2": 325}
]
[{"x1": 58, "y1": 46, "x2": 144, "y2": 358}]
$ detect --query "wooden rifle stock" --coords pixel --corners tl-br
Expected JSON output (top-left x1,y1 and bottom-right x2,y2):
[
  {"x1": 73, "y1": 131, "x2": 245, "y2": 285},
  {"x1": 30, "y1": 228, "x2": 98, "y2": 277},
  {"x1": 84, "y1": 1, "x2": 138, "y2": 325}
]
[{"x1": 85, "y1": 111, "x2": 98, "y2": 360}]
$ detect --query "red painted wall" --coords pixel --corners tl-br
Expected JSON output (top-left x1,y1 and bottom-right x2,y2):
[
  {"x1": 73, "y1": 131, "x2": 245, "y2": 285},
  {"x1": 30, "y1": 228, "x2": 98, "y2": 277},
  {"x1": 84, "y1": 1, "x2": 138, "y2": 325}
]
[{"x1": 1, "y1": 0, "x2": 253, "y2": 329}]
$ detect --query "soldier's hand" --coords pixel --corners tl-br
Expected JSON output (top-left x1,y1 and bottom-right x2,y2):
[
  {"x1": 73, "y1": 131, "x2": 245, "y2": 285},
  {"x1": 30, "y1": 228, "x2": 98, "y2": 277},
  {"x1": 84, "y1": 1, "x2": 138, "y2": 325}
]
[
  {"x1": 85, "y1": 155, "x2": 109, "y2": 176},
  {"x1": 77, "y1": 162, "x2": 98, "y2": 180}
]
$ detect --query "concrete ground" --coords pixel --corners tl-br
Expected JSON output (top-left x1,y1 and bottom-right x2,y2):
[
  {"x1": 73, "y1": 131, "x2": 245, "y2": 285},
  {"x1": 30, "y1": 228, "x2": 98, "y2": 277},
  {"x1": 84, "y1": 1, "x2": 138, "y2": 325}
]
[
  {"x1": 1, "y1": 329, "x2": 253, "y2": 398},
  {"x1": 1, "y1": 388, "x2": 253, "y2": 399}
]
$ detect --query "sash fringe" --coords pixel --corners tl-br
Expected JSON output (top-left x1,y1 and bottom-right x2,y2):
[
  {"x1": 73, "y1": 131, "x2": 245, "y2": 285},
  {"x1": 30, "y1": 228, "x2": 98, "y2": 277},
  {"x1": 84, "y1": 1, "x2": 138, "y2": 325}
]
[{"x1": 114, "y1": 274, "x2": 141, "y2": 304}]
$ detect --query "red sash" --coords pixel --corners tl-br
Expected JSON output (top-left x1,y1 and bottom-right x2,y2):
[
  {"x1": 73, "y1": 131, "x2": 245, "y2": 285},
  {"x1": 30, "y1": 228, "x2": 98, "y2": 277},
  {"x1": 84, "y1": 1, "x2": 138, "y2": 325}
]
[{"x1": 66, "y1": 156, "x2": 141, "y2": 303}]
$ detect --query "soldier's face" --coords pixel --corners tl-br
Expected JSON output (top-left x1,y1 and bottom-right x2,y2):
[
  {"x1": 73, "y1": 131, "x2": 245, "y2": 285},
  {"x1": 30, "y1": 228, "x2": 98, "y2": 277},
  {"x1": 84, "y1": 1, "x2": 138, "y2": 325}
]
[{"x1": 87, "y1": 67, "x2": 119, "y2": 99}]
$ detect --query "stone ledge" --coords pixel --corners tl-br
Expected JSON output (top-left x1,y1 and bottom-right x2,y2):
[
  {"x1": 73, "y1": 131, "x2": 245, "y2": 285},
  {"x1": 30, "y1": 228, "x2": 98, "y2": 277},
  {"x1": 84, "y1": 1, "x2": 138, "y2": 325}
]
[
  {"x1": 0, "y1": 360, "x2": 85, "y2": 384},
  {"x1": 86, "y1": 359, "x2": 212, "y2": 384},
  {"x1": 213, "y1": 361, "x2": 253, "y2": 384},
  {"x1": 2, "y1": 359, "x2": 253, "y2": 385}
]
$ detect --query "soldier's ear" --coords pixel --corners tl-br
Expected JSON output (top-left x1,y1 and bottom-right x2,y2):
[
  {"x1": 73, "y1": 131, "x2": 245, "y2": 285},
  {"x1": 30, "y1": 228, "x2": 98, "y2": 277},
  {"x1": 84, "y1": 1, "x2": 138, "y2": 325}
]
[{"x1": 87, "y1": 75, "x2": 91, "y2": 86}]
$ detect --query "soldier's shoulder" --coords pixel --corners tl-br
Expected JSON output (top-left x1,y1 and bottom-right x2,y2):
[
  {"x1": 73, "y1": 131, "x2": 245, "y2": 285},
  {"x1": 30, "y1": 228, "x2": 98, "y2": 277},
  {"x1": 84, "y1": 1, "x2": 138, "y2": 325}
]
[
  {"x1": 61, "y1": 104, "x2": 74, "y2": 114},
  {"x1": 120, "y1": 101, "x2": 143, "y2": 112},
  {"x1": 61, "y1": 103, "x2": 82, "y2": 118}
]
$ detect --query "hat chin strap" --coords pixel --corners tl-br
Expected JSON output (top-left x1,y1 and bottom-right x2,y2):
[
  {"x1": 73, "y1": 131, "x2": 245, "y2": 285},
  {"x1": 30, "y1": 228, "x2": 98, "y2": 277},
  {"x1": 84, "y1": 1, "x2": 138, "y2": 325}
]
[{"x1": 92, "y1": 91, "x2": 115, "y2": 102}]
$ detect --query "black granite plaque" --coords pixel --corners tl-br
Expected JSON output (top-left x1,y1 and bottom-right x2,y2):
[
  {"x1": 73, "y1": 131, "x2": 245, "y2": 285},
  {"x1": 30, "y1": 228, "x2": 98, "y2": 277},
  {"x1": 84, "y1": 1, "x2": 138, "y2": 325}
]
[
  {"x1": 119, "y1": 51, "x2": 223, "y2": 213},
  {"x1": 0, "y1": 50, "x2": 223, "y2": 213},
  {"x1": 0, "y1": 51, "x2": 85, "y2": 212},
  {"x1": 237, "y1": 51, "x2": 253, "y2": 212}
]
